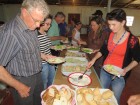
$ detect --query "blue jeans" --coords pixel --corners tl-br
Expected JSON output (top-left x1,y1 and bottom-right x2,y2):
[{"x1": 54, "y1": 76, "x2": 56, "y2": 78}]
[
  {"x1": 41, "y1": 63, "x2": 56, "y2": 89},
  {"x1": 100, "y1": 68, "x2": 125, "y2": 104}
]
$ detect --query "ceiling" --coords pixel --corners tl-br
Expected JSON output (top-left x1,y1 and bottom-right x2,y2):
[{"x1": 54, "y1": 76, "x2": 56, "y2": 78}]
[{"x1": 0, "y1": 0, "x2": 140, "y2": 9}]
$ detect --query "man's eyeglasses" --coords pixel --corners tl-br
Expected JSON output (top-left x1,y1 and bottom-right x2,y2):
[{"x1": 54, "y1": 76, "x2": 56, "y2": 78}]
[{"x1": 26, "y1": 10, "x2": 44, "y2": 25}]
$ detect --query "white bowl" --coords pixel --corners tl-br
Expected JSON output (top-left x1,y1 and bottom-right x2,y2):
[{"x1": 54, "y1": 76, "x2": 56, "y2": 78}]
[{"x1": 68, "y1": 72, "x2": 92, "y2": 88}]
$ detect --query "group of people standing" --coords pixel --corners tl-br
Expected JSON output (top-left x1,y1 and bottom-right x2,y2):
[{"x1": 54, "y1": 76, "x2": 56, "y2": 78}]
[{"x1": 0, "y1": 0, "x2": 140, "y2": 105}]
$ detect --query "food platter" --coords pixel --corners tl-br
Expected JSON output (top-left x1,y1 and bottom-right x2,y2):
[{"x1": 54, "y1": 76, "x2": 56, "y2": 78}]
[
  {"x1": 61, "y1": 63, "x2": 91, "y2": 76},
  {"x1": 103, "y1": 65, "x2": 123, "y2": 77},
  {"x1": 81, "y1": 48, "x2": 93, "y2": 54},
  {"x1": 47, "y1": 57, "x2": 65, "y2": 64},
  {"x1": 76, "y1": 88, "x2": 118, "y2": 105},
  {"x1": 41, "y1": 85, "x2": 76, "y2": 105},
  {"x1": 41, "y1": 85, "x2": 118, "y2": 105},
  {"x1": 65, "y1": 51, "x2": 86, "y2": 57},
  {"x1": 50, "y1": 45, "x2": 66, "y2": 51},
  {"x1": 65, "y1": 57, "x2": 88, "y2": 64}
]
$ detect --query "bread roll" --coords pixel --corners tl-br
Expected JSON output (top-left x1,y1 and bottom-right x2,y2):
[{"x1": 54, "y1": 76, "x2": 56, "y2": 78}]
[
  {"x1": 93, "y1": 88, "x2": 101, "y2": 96},
  {"x1": 85, "y1": 93, "x2": 94, "y2": 102},
  {"x1": 93, "y1": 94, "x2": 102, "y2": 102},
  {"x1": 53, "y1": 99, "x2": 61, "y2": 105},
  {"x1": 77, "y1": 88, "x2": 88, "y2": 94},
  {"x1": 42, "y1": 86, "x2": 59, "y2": 103},
  {"x1": 102, "y1": 90, "x2": 113, "y2": 100},
  {"x1": 98, "y1": 101, "x2": 109, "y2": 105},
  {"x1": 60, "y1": 97, "x2": 68, "y2": 105},
  {"x1": 88, "y1": 99, "x2": 97, "y2": 105},
  {"x1": 77, "y1": 93, "x2": 83, "y2": 102}
]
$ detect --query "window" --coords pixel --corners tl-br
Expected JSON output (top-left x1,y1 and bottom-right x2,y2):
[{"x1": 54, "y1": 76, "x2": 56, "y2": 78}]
[{"x1": 126, "y1": 16, "x2": 134, "y2": 26}]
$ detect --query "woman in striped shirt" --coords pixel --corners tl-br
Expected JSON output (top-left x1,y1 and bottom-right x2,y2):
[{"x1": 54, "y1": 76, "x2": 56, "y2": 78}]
[{"x1": 38, "y1": 15, "x2": 56, "y2": 89}]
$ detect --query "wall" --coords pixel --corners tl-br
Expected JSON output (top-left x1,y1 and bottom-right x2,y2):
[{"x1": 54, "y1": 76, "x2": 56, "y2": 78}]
[{"x1": 0, "y1": 4, "x2": 140, "y2": 35}]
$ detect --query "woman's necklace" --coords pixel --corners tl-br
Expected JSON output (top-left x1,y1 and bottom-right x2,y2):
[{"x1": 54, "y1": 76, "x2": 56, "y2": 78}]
[
  {"x1": 109, "y1": 31, "x2": 126, "y2": 55},
  {"x1": 106, "y1": 31, "x2": 127, "y2": 64}
]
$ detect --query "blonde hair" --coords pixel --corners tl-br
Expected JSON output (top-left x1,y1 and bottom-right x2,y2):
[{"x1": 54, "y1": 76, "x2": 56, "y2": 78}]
[{"x1": 21, "y1": 0, "x2": 49, "y2": 18}]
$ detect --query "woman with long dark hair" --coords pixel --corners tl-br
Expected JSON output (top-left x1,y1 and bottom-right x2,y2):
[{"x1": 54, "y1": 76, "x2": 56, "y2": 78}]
[{"x1": 87, "y1": 9, "x2": 140, "y2": 103}]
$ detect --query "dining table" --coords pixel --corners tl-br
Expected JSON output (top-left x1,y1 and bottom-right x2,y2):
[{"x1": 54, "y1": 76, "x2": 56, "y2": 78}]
[{"x1": 53, "y1": 49, "x2": 102, "y2": 89}]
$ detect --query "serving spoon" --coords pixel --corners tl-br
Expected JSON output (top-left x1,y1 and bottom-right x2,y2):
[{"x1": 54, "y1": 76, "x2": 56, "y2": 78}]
[{"x1": 78, "y1": 70, "x2": 87, "y2": 80}]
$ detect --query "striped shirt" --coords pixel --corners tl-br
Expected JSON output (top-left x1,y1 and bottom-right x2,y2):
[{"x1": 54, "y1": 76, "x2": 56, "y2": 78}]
[
  {"x1": 0, "y1": 14, "x2": 42, "y2": 77},
  {"x1": 37, "y1": 32, "x2": 52, "y2": 64}
]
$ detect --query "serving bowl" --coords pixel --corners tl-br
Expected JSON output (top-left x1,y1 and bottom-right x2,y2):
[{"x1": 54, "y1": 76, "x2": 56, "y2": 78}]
[{"x1": 68, "y1": 72, "x2": 92, "y2": 88}]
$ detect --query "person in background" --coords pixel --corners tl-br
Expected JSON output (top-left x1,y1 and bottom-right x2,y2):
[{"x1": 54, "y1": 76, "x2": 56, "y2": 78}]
[
  {"x1": 67, "y1": 18, "x2": 76, "y2": 43},
  {"x1": 87, "y1": 9, "x2": 140, "y2": 104},
  {"x1": 87, "y1": 16, "x2": 110, "y2": 76},
  {"x1": 71, "y1": 20, "x2": 86, "y2": 46},
  {"x1": 128, "y1": 94, "x2": 140, "y2": 105},
  {"x1": 0, "y1": 0, "x2": 49, "y2": 105},
  {"x1": 38, "y1": 15, "x2": 56, "y2": 89},
  {"x1": 58, "y1": 14, "x2": 67, "y2": 37},
  {"x1": 48, "y1": 12, "x2": 66, "y2": 56},
  {"x1": 92, "y1": 10, "x2": 104, "y2": 22}
]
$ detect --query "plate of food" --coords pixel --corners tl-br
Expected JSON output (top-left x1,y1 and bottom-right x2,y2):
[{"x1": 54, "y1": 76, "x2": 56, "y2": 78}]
[
  {"x1": 41, "y1": 85, "x2": 76, "y2": 105},
  {"x1": 61, "y1": 63, "x2": 91, "y2": 76},
  {"x1": 47, "y1": 57, "x2": 65, "y2": 64},
  {"x1": 81, "y1": 48, "x2": 93, "y2": 54},
  {"x1": 50, "y1": 45, "x2": 66, "y2": 51},
  {"x1": 76, "y1": 88, "x2": 118, "y2": 105},
  {"x1": 103, "y1": 64, "x2": 123, "y2": 77},
  {"x1": 68, "y1": 72, "x2": 92, "y2": 88}
]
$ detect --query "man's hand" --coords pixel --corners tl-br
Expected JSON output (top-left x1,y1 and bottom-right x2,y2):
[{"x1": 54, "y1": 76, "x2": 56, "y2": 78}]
[
  {"x1": 47, "y1": 55, "x2": 56, "y2": 59},
  {"x1": 0, "y1": 66, "x2": 30, "y2": 98},
  {"x1": 128, "y1": 94, "x2": 140, "y2": 105},
  {"x1": 60, "y1": 36, "x2": 66, "y2": 41},
  {"x1": 16, "y1": 83, "x2": 30, "y2": 98}
]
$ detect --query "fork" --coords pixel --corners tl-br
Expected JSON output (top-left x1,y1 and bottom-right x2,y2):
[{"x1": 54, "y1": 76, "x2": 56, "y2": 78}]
[{"x1": 78, "y1": 70, "x2": 87, "y2": 80}]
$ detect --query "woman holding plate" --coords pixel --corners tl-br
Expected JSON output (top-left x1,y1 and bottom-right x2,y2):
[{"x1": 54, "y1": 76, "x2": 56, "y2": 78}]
[
  {"x1": 87, "y1": 8, "x2": 140, "y2": 104},
  {"x1": 38, "y1": 15, "x2": 56, "y2": 89},
  {"x1": 87, "y1": 16, "x2": 110, "y2": 76}
]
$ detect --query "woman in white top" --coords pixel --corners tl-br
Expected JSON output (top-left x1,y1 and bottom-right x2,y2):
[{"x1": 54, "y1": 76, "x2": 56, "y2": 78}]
[{"x1": 71, "y1": 21, "x2": 82, "y2": 46}]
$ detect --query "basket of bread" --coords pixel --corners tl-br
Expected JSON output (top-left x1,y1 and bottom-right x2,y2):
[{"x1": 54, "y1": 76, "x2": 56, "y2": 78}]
[
  {"x1": 76, "y1": 88, "x2": 118, "y2": 105},
  {"x1": 41, "y1": 85, "x2": 76, "y2": 105}
]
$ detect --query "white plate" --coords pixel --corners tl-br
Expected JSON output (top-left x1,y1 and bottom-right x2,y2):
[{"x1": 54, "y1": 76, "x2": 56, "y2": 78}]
[
  {"x1": 47, "y1": 57, "x2": 65, "y2": 64},
  {"x1": 68, "y1": 72, "x2": 92, "y2": 88},
  {"x1": 103, "y1": 65, "x2": 123, "y2": 77},
  {"x1": 61, "y1": 63, "x2": 91, "y2": 76},
  {"x1": 81, "y1": 48, "x2": 93, "y2": 54},
  {"x1": 76, "y1": 88, "x2": 118, "y2": 105}
]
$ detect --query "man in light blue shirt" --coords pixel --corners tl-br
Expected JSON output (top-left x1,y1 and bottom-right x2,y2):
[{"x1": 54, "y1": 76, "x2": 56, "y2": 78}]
[{"x1": 48, "y1": 12, "x2": 66, "y2": 45}]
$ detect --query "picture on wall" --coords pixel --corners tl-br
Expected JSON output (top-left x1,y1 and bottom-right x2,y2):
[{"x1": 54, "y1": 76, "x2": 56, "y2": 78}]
[{"x1": 68, "y1": 13, "x2": 80, "y2": 24}]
